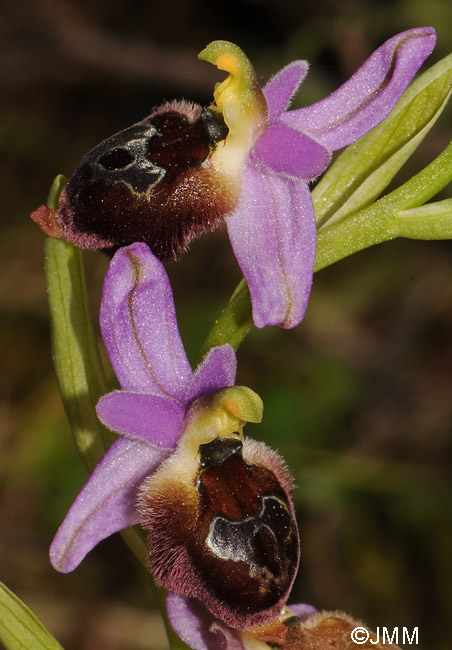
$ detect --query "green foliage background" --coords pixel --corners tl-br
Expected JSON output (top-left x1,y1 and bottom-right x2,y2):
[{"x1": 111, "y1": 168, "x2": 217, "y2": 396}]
[{"x1": 1, "y1": 1, "x2": 452, "y2": 649}]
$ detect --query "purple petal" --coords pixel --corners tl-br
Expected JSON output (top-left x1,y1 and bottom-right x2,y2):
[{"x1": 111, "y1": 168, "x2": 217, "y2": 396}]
[
  {"x1": 96, "y1": 391, "x2": 184, "y2": 448},
  {"x1": 189, "y1": 345, "x2": 237, "y2": 403},
  {"x1": 283, "y1": 27, "x2": 437, "y2": 151},
  {"x1": 50, "y1": 436, "x2": 169, "y2": 572},
  {"x1": 226, "y1": 164, "x2": 316, "y2": 329},
  {"x1": 100, "y1": 242, "x2": 193, "y2": 402},
  {"x1": 263, "y1": 60, "x2": 309, "y2": 121},
  {"x1": 252, "y1": 123, "x2": 330, "y2": 180},
  {"x1": 166, "y1": 593, "x2": 244, "y2": 650},
  {"x1": 289, "y1": 603, "x2": 318, "y2": 622}
]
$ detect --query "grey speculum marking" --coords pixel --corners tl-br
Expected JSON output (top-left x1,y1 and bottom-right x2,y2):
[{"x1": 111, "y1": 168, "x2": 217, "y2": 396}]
[
  {"x1": 95, "y1": 125, "x2": 165, "y2": 193},
  {"x1": 206, "y1": 495, "x2": 293, "y2": 579}
]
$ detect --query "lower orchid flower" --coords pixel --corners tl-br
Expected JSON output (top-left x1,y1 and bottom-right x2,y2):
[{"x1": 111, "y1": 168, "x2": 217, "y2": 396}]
[
  {"x1": 49, "y1": 241, "x2": 301, "y2": 632},
  {"x1": 31, "y1": 28, "x2": 436, "y2": 330},
  {"x1": 48, "y1": 240, "x2": 238, "y2": 573}
]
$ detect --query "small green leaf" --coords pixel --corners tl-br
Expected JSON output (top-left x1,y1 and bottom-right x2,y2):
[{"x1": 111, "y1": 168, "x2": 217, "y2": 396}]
[
  {"x1": 313, "y1": 53, "x2": 452, "y2": 229},
  {"x1": 0, "y1": 581, "x2": 64, "y2": 650}
]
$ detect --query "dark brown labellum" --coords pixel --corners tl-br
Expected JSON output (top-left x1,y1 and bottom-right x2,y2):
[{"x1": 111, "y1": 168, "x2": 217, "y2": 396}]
[
  {"x1": 193, "y1": 438, "x2": 299, "y2": 622},
  {"x1": 56, "y1": 102, "x2": 234, "y2": 259},
  {"x1": 140, "y1": 435, "x2": 300, "y2": 629}
]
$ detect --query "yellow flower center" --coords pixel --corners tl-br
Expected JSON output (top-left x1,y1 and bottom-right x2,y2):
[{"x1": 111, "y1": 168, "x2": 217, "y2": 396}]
[{"x1": 198, "y1": 40, "x2": 268, "y2": 177}]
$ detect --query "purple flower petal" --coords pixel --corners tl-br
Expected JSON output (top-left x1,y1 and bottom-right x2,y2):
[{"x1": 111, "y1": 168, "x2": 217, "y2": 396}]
[
  {"x1": 282, "y1": 27, "x2": 437, "y2": 151},
  {"x1": 189, "y1": 345, "x2": 237, "y2": 403},
  {"x1": 166, "y1": 593, "x2": 244, "y2": 650},
  {"x1": 226, "y1": 165, "x2": 316, "y2": 329},
  {"x1": 252, "y1": 123, "x2": 330, "y2": 180},
  {"x1": 289, "y1": 603, "x2": 318, "y2": 622},
  {"x1": 49, "y1": 436, "x2": 169, "y2": 572},
  {"x1": 263, "y1": 61, "x2": 309, "y2": 121},
  {"x1": 209, "y1": 624, "x2": 244, "y2": 650},
  {"x1": 96, "y1": 391, "x2": 184, "y2": 448},
  {"x1": 100, "y1": 242, "x2": 193, "y2": 402}
]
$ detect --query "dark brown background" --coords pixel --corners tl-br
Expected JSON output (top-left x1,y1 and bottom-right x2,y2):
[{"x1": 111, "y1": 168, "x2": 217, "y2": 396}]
[{"x1": 1, "y1": 1, "x2": 452, "y2": 649}]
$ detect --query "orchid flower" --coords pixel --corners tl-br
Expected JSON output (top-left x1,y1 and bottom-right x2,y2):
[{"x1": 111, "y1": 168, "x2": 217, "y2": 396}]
[
  {"x1": 201, "y1": 28, "x2": 437, "y2": 329},
  {"x1": 31, "y1": 29, "x2": 436, "y2": 331},
  {"x1": 49, "y1": 242, "x2": 301, "y2": 635},
  {"x1": 49, "y1": 241, "x2": 240, "y2": 573}
]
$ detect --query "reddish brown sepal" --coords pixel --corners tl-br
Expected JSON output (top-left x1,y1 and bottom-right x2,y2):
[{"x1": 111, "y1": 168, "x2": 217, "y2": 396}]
[
  {"x1": 30, "y1": 205, "x2": 64, "y2": 238},
  {"x1": 53, "y1": 100, "x2": 235, "y2": 259},
  {"x1": 140, "y1": 437, "x2": 300, "y2": 630}
]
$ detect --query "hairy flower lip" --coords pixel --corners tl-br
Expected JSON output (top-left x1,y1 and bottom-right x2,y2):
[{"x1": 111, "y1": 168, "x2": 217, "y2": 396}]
[
  {"x1": 32, "y1": 100, "x2": 237, "y2": 259},
  {"x1": 140, "y1": 434, "x2": 299, "y2": 630}
]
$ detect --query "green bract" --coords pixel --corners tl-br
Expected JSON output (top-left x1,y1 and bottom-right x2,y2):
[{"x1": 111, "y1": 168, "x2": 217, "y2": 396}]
[
  {"x1": 314, "y1": 140, "x2": 452, "y2": 271},
  {"x1": 397, "y1": 198, "x2": 452, "y2": 239},
  {"x1": 44, "y1": 175, "x2": 110, "y2": 470},
  {"x1": 0, "y1": 582, "x2": 63, "y2": 650}
]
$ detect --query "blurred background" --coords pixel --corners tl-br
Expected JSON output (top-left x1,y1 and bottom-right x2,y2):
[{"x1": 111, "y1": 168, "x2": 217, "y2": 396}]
[{"x1": 1, "y1": 0, "x2": 452, "y2": 648}]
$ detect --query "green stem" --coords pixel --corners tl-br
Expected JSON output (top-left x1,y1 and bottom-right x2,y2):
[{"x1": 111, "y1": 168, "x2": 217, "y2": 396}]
[{"x1": 198, "y1": 278, "x2": 253, "y2": 358}]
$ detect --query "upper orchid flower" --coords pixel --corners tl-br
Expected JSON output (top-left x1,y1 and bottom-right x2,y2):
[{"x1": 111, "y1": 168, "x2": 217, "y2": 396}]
[
  {"x1": 200, "y1": 29, "x2": 436, "y2": 329},
  {"x1": 31, "y1": 28, "x2": 436, "y2": 329},
  {"x1": 50, "y1": 242, "x2": 300, "y2": 631}
]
